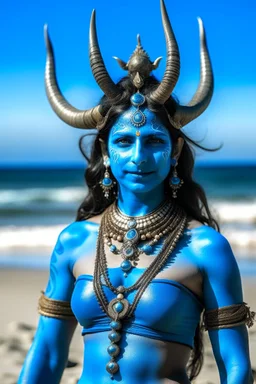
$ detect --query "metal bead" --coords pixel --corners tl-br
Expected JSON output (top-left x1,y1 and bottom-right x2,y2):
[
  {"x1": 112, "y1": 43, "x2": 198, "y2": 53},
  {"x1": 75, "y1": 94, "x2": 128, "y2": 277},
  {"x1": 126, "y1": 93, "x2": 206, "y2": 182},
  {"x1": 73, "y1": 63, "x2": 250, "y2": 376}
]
[
  {"x1": 113, "y1": 234, "x2": 117, "y2": 240},
  {"x1": 141, "y1": 234, "x2": 146, "y2": 241},
  {"x1": 117, "y1": 293, "x2": 124, "y2": 300},
  {"x1": 108, "y1": 331, "x2": 121, "y2": 342},
  {"x1": 113, "y1": 302, "x2": 124, "y2": 313},
  {"x1": 110, "y1": 320, "x2": 122, "y2": 330},
  {"x1": 117, "y1": 235, "x2": 123, "y2": 242},
  {"x1": 117, "y1": 286, "x2": 125, "y2": 293},
  {"x1": 146, "y1": 232, "x2": 152, "y2": 239},
  {"x1": 107, "y1": 343, "x2": 120, "y2": 357},
  {"x1": 106, "y1": 360, "x2": 119, "y2": 375}
]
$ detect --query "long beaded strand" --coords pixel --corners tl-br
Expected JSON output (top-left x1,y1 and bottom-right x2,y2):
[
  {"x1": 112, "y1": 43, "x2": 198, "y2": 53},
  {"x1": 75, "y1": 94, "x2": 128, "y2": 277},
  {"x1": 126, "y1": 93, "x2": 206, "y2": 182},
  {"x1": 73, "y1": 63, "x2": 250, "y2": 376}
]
[{"x1": 92, "y1": 203, "x2": 187, "y2": 378}]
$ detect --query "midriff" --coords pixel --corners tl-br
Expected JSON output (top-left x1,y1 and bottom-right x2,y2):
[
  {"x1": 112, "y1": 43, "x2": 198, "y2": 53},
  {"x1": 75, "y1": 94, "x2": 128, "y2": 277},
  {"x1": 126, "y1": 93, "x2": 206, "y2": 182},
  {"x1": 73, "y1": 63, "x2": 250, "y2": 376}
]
[{"x1": 77, "y1": 332, "x2": 192, "y2": 384}]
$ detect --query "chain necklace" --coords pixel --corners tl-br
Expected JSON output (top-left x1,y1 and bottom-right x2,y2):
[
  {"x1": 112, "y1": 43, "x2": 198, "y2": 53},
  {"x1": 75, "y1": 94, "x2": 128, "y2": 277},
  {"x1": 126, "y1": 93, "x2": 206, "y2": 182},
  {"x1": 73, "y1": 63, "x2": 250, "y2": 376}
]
[{"x1": 92, "y1": 201, "x2": 187, "y2": 378}]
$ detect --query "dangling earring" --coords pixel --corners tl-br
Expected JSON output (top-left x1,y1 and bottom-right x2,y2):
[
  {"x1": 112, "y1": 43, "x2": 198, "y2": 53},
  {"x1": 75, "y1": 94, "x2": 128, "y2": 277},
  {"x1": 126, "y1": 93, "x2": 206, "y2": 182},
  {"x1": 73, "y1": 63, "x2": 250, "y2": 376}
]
[
  {"x1": 99, "y1": 139, "x2": 114, "y2": 199},
  {"x1": 169, "y1": 158, "x2": 184, "y2": 198}
]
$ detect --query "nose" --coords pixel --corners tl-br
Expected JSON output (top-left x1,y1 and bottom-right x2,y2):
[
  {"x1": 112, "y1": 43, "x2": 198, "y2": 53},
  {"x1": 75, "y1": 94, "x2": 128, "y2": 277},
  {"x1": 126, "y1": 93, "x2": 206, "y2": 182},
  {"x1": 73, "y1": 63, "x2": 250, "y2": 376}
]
[
  {"x1": 130, "y1": 139, "x2": 147, "y2": 166},
  {"x1": 132, "y1": 159, "x2": 146, "y2": 166}
]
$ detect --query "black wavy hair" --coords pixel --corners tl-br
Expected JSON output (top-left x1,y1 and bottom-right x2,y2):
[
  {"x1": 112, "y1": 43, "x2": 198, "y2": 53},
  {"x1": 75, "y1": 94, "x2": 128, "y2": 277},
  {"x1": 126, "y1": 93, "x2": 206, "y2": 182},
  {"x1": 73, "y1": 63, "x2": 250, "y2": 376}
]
[{"x1": 76, "y1": 75, "x2": 220, "y2": 381}]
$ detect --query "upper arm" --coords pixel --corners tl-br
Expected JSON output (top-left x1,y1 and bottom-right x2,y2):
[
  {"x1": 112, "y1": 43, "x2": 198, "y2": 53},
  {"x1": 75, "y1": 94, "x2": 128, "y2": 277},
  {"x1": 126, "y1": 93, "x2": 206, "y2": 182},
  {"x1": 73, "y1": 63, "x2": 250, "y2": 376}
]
[
  {"x1": 196, "y1": 228, "x2": 253, "y2": 382},
  {"x1": 44, "y1": 223, "x2": 79, "y2": 301},
  {"x1": 199, "y1": 229, "x2": 243, "y2": 310},
  {"x1": 40, "y1": 222, "x2": 85, "y2": 340},
  {"x1": 40, "y1": 221, "x2": 89, "y2": 341},
  {"x1": 19, "y1": 223, "x2": 87, "y2": 382}
]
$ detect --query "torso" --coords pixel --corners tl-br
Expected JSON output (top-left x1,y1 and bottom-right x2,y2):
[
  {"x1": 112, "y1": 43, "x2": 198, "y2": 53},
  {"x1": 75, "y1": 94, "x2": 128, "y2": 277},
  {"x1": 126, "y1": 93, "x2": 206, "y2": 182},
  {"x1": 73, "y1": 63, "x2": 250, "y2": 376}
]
[{"x1": 70, "y1": 214, "x2": 206, "y2": 384}]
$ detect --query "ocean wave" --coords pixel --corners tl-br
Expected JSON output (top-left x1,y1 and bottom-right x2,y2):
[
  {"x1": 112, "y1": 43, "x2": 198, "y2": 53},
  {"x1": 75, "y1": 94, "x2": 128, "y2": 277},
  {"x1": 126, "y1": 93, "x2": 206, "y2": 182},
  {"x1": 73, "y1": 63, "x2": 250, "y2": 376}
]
[
  {"x1": 0, "y1": 187, "x2": 86, "y2": 205},
  {"x1": 211, "y1": 200, "x2": 256, "y2": 224},
  {"x1": 0, "y1": 224, "x2": 256, "y2": 254},
  {"x1": 1, "y1": 189, "x2": 256, "y2": 224},
  {"x1": 0, "y1": 179, "x2": 255, "y2": 224},
  {"x1": 0, "y1": 225, "x2": 63, "y2": 248}
]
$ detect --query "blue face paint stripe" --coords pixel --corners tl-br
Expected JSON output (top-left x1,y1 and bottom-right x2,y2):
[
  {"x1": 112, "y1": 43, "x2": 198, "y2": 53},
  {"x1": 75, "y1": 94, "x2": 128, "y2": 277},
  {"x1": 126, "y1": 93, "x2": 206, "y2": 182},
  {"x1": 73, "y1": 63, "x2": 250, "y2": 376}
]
[
  {"x1": 162, "y1": 147, "x2": 171, "y2": 161},
  {"x1": 109, "y1": 147, "x2": 120, "y2": 164}
]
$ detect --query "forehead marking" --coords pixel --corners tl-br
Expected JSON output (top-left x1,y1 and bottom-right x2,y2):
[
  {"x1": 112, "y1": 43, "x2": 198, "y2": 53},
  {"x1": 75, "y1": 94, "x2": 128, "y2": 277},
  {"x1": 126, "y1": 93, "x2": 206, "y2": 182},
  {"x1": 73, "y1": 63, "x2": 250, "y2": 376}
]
[
  {"x1": 112, "y1": 118, "x2": 131, "y2": 135},
  {"x1": 112, "y1": 113, "x2": 168, "y2": 136},
  {"x1": 151, "y1": 116, "x2": 166, "y2": 133}
]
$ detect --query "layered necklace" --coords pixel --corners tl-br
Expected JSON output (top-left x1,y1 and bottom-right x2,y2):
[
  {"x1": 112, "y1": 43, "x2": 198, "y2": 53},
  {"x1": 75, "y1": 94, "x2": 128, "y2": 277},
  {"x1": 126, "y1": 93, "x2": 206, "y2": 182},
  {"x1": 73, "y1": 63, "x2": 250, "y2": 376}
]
[
  {"x1": 93, "y1": 200, "x2": 187, "y2": 378},
  {"x1": 103, "y1": 199, "x2": 178, "y2": 276}
]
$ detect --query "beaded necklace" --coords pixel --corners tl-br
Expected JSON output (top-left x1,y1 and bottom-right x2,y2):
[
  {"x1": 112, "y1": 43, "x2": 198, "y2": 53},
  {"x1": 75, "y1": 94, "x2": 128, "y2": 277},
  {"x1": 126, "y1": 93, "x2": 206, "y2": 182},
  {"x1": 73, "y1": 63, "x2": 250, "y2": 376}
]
[
  {"x1": 103, "y1": 200, "x2": 178, "y2": 276},
  {"x1": 92, "y1": 201, "x2": 187, "y2": 378}
]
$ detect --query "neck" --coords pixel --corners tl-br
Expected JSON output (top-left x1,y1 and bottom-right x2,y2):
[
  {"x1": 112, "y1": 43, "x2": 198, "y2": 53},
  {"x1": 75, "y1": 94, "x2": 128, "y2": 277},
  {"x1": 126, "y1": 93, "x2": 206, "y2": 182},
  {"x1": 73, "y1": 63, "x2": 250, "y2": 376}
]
[{"x1": 117, "y1": 184, "x2": 166, "y2": 216}]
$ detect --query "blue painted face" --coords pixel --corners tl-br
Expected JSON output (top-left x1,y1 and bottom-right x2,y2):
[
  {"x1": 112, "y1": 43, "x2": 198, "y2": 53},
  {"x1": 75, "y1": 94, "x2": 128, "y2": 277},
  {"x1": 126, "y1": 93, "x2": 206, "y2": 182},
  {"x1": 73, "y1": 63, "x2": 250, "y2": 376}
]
[{"x1": 107, "y1": 106, "x2": 172, "y2": 194}]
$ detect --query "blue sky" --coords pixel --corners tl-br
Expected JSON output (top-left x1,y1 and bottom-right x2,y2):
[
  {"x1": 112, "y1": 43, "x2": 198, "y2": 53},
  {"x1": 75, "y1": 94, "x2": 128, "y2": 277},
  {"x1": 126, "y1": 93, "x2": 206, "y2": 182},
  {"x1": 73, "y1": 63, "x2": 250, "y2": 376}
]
[{"x1": 0, "y1": 0, "x2": 255, "y2": 166}]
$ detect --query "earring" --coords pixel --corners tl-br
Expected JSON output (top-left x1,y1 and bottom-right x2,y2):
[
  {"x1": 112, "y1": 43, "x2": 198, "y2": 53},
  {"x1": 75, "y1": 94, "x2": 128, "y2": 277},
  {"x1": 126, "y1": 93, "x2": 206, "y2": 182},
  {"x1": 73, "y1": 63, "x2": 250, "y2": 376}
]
[
  {"x1": 169, "y1": 158, "x2": 184, "y2": 198},
  {"x1": 99, "y1": 139, "x2": 114, "y2": 199}
]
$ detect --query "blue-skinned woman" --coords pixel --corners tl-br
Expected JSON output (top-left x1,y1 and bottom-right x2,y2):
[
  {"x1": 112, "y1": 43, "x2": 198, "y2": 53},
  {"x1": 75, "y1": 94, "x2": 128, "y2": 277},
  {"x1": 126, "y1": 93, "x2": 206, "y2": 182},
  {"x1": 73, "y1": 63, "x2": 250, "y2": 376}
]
[{"x1": 18, "y1": 1, "x2": 255, "y2": 383}]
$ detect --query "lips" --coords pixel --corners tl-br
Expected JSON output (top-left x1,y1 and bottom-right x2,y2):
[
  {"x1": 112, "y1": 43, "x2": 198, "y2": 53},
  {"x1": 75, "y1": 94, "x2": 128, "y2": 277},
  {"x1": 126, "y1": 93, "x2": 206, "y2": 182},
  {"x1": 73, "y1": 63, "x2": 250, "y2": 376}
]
[{"x1": 126, "y1": 171, "x2": 154, "y2": 176}]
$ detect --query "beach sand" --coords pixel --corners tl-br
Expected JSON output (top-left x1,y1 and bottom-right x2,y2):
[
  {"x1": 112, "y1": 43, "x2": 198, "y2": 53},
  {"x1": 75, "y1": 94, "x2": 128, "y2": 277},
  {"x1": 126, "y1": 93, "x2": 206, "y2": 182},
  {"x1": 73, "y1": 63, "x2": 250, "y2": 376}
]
[{"x1": 0, "y1": 268, "x2": 255, "y2": 384}]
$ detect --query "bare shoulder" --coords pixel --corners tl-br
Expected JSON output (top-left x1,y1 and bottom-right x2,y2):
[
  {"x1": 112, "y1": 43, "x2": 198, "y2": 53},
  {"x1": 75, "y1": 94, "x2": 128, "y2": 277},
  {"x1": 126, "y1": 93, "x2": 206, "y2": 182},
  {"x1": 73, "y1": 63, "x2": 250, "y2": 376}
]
[
  {"x1": 186, "y1": 223, "x2": 236, "y2": 274},
  {"x1": 57, "y1": 217, "x2": 100, "y2": 251}
]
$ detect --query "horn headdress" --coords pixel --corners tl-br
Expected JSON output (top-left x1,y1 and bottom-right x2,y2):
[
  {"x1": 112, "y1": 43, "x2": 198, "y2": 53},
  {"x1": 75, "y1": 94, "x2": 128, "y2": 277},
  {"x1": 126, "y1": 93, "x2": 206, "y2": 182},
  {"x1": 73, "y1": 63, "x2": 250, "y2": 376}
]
[{"x1": 44, "y1": 0, "x2": 214, "y2": 130}]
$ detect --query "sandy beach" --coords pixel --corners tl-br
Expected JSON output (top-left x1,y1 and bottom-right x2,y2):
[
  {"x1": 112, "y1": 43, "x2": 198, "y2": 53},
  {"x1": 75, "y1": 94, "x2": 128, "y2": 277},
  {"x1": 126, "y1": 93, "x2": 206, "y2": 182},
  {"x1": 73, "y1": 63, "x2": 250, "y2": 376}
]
[{"x1": 0, "y1": 268, "x2": 255, "y2": 384}]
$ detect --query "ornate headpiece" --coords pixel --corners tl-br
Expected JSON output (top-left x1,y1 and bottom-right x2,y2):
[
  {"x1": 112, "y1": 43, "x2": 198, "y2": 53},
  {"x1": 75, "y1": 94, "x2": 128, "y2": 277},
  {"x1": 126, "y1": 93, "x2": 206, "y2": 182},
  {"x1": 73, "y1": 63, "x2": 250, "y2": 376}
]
[{"x1": 44, "y1": 0, "x2": 214, "y2": 130}]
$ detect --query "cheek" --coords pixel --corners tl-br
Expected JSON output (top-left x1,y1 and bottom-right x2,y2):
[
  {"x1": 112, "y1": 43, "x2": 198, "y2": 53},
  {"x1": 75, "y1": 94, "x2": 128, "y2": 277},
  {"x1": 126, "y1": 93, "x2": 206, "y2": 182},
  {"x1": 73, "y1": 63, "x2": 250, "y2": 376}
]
[
  {"x1": 154, "y1": 147, "x2": 172, "y2": 178},
  {"x1": 109, "y1": 147, "x2": 120, "y2": 164},
  {"x1": 162, "y1": 146, "x2": 171, "y2": 162}
]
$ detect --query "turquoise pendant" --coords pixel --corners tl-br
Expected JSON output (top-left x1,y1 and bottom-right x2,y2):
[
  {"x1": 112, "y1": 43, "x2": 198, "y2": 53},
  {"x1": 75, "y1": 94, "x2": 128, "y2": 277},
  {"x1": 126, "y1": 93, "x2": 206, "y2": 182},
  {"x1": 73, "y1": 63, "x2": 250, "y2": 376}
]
[
  {"x1": 141, "y1": 244, "x2": 153, "y2": 255},
  {"x1": 122, "y1": 245, "x2": 135, "y2": 258},
  {"x1": 130, "y1": 109, "x2": 146, "y2": 127},
  {"x1": 130, "y1": 93, "x2": 145, "y2": 106},
  {"x1": 120, "y1": 259, "x2": 132, "y2": 272},
  {"x1": 125, "y1": 229, "x2": 138, "y2": 242}
]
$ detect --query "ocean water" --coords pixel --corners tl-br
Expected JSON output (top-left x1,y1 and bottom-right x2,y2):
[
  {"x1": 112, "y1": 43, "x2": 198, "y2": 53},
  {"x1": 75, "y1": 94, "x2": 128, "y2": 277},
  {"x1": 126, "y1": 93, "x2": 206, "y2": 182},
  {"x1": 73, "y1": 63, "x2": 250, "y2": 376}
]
[{"x1": 0, "y1": 166, "x2": 256, "y2": 271}]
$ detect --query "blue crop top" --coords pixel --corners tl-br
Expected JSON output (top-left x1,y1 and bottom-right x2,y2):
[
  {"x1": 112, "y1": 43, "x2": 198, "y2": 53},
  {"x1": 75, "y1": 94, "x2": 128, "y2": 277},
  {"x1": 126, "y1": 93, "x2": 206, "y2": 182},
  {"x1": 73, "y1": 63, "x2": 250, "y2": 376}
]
[{"x1": 71, "y1": 268, "x2": 203, "y2": 348}]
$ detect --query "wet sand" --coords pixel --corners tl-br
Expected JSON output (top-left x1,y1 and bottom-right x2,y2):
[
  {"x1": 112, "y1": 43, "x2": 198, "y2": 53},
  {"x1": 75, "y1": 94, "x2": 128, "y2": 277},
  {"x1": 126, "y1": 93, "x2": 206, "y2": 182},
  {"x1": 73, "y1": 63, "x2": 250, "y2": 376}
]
[{"x1": 0, "y1": 268, "x2": 255, "y2": 383}]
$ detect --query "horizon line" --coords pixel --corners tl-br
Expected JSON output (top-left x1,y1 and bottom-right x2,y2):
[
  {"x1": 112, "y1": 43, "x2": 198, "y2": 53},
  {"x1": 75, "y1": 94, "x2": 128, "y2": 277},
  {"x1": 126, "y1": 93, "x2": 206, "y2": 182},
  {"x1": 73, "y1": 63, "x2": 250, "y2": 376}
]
[{"x1": 1, "y1": 160, "x2": 256, "y2": 170}]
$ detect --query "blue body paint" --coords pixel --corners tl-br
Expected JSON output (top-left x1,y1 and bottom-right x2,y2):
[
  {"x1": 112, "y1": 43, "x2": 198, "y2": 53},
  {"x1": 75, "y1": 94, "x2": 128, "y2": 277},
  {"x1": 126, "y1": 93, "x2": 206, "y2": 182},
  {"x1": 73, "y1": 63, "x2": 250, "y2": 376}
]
[{"x1": 18, "y1": 108, "x2": 254, "y2": 383}]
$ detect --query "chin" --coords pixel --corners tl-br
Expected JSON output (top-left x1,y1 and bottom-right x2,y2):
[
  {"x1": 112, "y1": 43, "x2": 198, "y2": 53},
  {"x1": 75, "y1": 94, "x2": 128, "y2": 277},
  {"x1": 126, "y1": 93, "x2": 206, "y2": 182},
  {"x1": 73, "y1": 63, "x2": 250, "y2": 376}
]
[{"x1": 121, "y1": 181, "x2": 161, "y2": 193}]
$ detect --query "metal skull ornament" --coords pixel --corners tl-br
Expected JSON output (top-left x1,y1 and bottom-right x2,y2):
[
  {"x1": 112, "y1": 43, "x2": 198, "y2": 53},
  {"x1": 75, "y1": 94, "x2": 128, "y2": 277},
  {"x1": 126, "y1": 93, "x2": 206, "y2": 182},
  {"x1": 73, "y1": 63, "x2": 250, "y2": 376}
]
[{"x1": 113, "y1": 35, "x2": 162, "y2": 89}]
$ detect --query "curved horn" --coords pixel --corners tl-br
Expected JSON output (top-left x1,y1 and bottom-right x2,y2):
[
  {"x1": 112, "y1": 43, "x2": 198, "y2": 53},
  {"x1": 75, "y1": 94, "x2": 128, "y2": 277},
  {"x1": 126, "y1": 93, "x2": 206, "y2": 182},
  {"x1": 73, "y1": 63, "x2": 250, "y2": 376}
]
[
  {"x1": 89, "y1": 10, "x2": 122, "y2": 100},
  {"x1": 171, "y1": 18, "x2": 214, "y2": 129},
  {"x1": 148, "y1": 0, "x2": 180, "y2": 105},
  {"x1": 44, "y1": 25, "x2": 103, "y2": 129}
]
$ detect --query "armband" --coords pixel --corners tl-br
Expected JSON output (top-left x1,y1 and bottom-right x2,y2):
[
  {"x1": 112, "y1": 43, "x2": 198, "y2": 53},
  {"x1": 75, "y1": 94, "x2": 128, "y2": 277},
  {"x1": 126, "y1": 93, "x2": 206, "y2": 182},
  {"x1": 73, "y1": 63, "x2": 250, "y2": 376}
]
[
  {"x1": 38, "y1": 292, "x2": 75, "y2": 320},
  {"x1": 203, "y1": 302, "x2": 255, "y2": 331}
]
